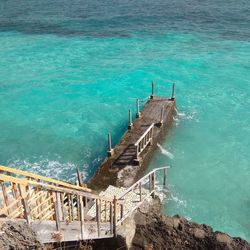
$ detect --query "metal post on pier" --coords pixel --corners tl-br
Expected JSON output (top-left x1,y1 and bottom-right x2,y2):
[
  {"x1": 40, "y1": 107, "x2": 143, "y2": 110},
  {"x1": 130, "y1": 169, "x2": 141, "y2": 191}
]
[
  {"x1": 96, "y1": 199, "x2": 101, "y2": 237},
  {"x1": 107, "y1": 132, "x2": 114, "y2": 157},
  {"x1": 171, "y1": 83, "x2": 175, "y2": 100},
  {"x1": 159, "y1": 106, "x2": 164, "y2": 126},
  {"x1": 113, "y1": 195, "x2": 117, "y2": 237},
  {"x1": 136, "y1": 98, "x2": 141, "y2": 118},
  {"x1": 163, "y1": 168, "x2": 167, "y2": 187},
  {"x1": 110, "y1": 202, "x2": 114, "y2": 234},
  {"x1": 150, "y1": 81, "x2": 154, "y2": 99},
  {"x1": 152, "y1": 172, "x2": 156, "y2": 199},
  {"x1": 128, "y1": 109, "x2": 133, "y2": 130}
]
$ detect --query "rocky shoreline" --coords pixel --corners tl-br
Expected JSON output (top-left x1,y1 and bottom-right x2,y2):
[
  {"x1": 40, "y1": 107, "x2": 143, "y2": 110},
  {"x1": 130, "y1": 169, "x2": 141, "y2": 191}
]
[{"x1": 91, "y1": 197, "x2": 250, "y2": 250}]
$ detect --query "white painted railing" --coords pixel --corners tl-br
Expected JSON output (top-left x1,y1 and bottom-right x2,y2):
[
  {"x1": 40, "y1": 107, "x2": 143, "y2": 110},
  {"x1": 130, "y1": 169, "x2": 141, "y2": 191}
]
[
  {"x1": 116, "y1": 166, "x2": 169, "y2": 226},
  {"x1": 134, "y1": 123, "x2": 154, "y2": 160}
]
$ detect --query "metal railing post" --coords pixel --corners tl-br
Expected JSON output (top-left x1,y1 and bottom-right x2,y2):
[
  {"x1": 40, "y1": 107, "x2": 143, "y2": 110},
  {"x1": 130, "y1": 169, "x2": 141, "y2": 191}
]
[
  {"x1": 150, "y1": 81, "x2": 154, "y2": 99},
  {"x1": 159, "y1": 106, "x2": 164, "y2": 126},
  {"x1": 107, "y1": 132, "x2": 114, "y2": 157},
  {"x1": 110, "y1": 202, "x2": 113, "y2": 234},
  {"x1": 171, "y1": 83, "x2": 175, "y2": 100},
  {"x1": 128, "y1": 109, "x2": 133, "y2": 130},
  {"x1": 152, "y1": 172, "x2": 156, "y2": 199},
  {"x1": 113, "y1": 196, "x2": 117, "y2": 237},
  {"x1": 96, "y1": 199, "x2": 101, "y2": 237},
  {"x1": 136, "y1": 98, "x2": 141, "y2": 118},
  {"x1": 163, "y1": 168, "x2": 167, "y2": 187}
]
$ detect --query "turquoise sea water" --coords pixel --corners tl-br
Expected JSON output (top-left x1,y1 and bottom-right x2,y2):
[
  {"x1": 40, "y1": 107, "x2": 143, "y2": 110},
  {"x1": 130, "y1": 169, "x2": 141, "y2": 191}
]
[{"x1": 0, "y1": 0, "x2": 249, "y2": 241}]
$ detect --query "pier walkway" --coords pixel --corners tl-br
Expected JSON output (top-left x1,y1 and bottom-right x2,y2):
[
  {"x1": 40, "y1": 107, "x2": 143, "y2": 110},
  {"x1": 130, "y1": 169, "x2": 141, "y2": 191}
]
[{"x1": 89, "y1": 83, "x2": 176, "y2": 190}]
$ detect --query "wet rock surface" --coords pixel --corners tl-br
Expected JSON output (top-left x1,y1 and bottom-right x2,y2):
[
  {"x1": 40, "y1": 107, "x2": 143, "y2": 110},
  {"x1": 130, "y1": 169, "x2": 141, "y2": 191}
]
[{"x1": 0, "y1": 221, "x2": 42, "y2": 250}]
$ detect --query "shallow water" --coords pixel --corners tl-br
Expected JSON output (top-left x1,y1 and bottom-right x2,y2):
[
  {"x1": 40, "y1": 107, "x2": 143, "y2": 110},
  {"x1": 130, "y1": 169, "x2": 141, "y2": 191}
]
[{"x1": 0, "y1": 0, "x2": 249, "y2": 240}]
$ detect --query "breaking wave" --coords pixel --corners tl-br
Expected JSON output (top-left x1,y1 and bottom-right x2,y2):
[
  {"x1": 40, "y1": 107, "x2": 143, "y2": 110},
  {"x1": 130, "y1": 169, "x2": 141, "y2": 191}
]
[
  {"x1": 157, "y1": 143, "x2": 174, "y2": 159},
  {"x1": 175, "y1": 108, "x2": 197, "y2": 121},
  {"x1": 169, "y1": 193, "x2": 187, "y2": 208},
  {"x1": 7, "y1": 158, "x2": 88, "y2": 183}
]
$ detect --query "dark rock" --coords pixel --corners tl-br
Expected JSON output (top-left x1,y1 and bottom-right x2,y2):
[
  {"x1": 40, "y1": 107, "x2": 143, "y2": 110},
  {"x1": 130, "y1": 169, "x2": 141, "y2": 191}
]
[
  {"x1": 130, "y1": 209, "x2": 250, "y2": 250},
  {"x1": 0, "y1": 221, "x2": 42, "y2": 250}
]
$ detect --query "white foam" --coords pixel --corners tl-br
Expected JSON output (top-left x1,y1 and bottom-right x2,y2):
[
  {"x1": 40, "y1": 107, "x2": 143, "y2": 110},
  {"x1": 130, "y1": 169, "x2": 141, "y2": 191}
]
[
  {"x1": 175, "y1": 108, "x2": 197, "y2": 121},
  {"x1": 157, "y1": 143, "x2": 174, "y2": 159},
  {"x1": 170, "y1": 193, "x2": 187, "y2": 208},
  {"x1": 8, "y1": 158, "x2": 88, "y2": 183}
]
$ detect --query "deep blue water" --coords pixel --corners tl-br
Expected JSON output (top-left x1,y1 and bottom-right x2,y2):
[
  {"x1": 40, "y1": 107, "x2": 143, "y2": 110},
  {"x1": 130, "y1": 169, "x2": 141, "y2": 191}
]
[{"x1": 0, "y1": 0, "x2": 250, "y2": 241}]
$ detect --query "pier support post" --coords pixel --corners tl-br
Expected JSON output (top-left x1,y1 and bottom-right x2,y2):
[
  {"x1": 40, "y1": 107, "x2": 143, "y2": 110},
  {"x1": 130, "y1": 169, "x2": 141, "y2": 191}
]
[
  {"x1": 128, "y1": 109, "x2": 133, "y2": 130},
  {"x1": 107, "y1": 132, "x2": 114, "y2": 157},
  {"x1": 96, "y1": 199, "x2": 101, "y2": 237},
  {"x1": 136, "y1": 98, "x2": 141, "y2": 118},
  {"x1": 163, "y1": 168, "x2": 167, "y2": 187},
  {"x1": 150, "y1": 81, "x2": 154, "y2": 99},
  {"x1": 110, "y1": 203, "x2": 114, "y2": 234},
  {"x1": 152, "y1": 172, "x2": 156, "y2": 199},
  {"x1": 113, "y1": 196, "x2": 117, "y2": 237},
  {"x1": 159, "y1": 106, "x2": 164, "y2": 126},
  {"x1": 171, "y1": 83, "x2": 175, "y2": 100}
]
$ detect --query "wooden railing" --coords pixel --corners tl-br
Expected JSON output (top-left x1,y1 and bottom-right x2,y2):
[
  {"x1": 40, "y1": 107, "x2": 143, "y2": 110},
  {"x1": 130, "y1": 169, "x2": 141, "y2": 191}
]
[
  {"x1": 134, "y1": 123, "x2": 154, "y2": 160},
  {"x1": 0, "y1": 165, "x2": 168, "y2": 242},
  {"x1": 0, "y1": 170, "x2": 123, "y2": 240},
  {"x1": 0, "y1": 165, "x2": 91, "y2": 192}
]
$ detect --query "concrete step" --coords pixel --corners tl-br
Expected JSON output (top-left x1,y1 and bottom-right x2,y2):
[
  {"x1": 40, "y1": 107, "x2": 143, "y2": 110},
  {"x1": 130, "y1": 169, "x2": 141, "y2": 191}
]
[{"x1": 87, "y1": 185, "x2": 150, "y2": 221}]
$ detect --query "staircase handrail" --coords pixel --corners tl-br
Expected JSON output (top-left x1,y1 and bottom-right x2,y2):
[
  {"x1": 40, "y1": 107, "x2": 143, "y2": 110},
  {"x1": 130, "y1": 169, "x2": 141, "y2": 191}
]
[
  {"x1": 0, "y1": 165, "x2": 90, "y2": 192},
  {"x1": 118, "y1": 166, "x2": 169, "y2": 200},
  {"x1": 0, "y1": 173, "x2": 118, "y2": 203}
]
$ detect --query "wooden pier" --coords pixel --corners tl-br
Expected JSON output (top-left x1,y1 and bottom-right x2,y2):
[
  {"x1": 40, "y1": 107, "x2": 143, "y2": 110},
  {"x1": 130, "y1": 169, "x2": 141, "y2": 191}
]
[{"x1": 89, "y1": 82, "x2": 176, "y2": 190}]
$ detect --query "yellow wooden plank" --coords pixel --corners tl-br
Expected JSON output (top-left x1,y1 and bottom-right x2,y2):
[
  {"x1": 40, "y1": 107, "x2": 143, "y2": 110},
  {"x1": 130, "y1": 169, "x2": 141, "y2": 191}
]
[
  {"x1": 0, "y1": 165, "x2": 90, "y2": 192},
  {"x1": 30, "y1": 195, "x2": 53, "y2": 213},
  {"x1": 36, "y1": 202, "x2": 54, "y2": 219},
  {"x1": 9, "y1": 205, "x2": 24, "y2": 219},
  {"x1": 27, "y1": 190, "x2": 45, "y2": 205},
  {"x1": 40, "y1": 209, "x2": 55, "y2": 221},
  {"x1": 0, "y1": 174, "x2": 116, "y2": 206},
  {"x1": 0, "y1": 197, "x2": 22, "y2": 216}
]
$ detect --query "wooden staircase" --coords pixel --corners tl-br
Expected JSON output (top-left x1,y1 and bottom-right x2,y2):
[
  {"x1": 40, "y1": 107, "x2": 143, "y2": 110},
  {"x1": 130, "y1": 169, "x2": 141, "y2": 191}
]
[{"x1": 0, "y1": 165, "x2": 168, "y2": 244}]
